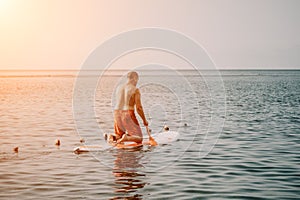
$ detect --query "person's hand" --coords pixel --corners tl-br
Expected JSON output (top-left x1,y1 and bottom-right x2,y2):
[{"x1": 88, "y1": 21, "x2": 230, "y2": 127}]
[{"x1": 143, "y1": 120, "x2": 148, "y2": 126}]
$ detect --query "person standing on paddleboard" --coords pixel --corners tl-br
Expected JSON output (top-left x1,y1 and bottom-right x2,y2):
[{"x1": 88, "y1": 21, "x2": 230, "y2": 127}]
[{"x1": 110, "y1": 71, "x2": 148, "y2": 144}]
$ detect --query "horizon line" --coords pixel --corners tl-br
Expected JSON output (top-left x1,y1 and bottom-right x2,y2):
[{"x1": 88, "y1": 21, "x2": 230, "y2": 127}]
[{"x1": 0, "y1": 68, "x2": 300, "y2": 71}]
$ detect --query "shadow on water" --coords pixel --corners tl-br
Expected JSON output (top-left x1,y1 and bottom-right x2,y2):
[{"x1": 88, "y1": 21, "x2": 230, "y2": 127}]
[{"x1": 110, "y1": 146, "x2": 147, "y2": 200}]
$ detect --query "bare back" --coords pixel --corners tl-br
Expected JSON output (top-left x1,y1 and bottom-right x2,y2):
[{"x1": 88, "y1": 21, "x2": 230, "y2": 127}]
[{"x1": 114, "y1": 83, "x2": 137, "y2": 110}]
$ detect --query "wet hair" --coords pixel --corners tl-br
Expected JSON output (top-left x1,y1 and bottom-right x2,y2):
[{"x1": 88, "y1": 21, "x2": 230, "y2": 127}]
[{"x1": 127, "y1": 71, "x2": 139, "y2": 80}]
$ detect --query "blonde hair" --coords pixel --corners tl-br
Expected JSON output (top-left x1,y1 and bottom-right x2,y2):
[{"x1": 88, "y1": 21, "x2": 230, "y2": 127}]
[{"x1": 127, "y1": 71, "x2": 139, "y2": 79}]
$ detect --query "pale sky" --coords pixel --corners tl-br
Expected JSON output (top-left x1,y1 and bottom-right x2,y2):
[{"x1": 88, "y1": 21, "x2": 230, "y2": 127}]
[{"x1": 0, "y1": 0, "x2": 299, "y2": 70}]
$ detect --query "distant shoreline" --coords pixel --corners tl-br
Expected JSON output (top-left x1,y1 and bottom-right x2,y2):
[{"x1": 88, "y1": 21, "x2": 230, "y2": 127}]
[
  {"x1": 0, "y1": 69, "x2": 299, "y2": 78},
  {"x1": 0, "y1": 69, "x2": 300, "y2": 71}
]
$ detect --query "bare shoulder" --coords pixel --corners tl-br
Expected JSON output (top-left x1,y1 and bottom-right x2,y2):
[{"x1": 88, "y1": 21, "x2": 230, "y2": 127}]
[{"x1": 117, "y1": 83, "x2": 125, "y2": 91}]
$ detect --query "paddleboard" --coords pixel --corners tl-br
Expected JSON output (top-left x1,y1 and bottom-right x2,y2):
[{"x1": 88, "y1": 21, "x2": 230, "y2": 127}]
[{"x1": 73, "y1": 130, "x2": 179, "y2": 154}]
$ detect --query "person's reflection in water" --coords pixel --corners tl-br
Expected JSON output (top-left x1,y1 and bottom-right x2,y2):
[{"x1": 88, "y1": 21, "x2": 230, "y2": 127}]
[{"x1": 110, "y1": 146, "x2": 147, "y2": 200}]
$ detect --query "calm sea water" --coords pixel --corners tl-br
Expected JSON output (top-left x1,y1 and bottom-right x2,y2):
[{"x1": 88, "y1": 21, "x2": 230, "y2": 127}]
[{"x1": 0, "y1": 70, "x2": 299, "y2": 199}]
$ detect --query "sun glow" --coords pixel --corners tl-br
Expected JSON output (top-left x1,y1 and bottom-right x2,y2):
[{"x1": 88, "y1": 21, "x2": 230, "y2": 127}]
[
  {"x1": 0, "y1": 0, "x2": 14, "y2": 20},
  {"x1": 0, "y1": 0, "x2": 10, "y2": 11}
]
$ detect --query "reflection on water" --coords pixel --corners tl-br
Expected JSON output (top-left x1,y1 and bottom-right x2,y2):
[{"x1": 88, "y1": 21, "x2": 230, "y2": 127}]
[
  {"x1": 111, "y1": 147, "x2": 147, "y2": 200},
  {"x1": 0, "y1": 71, "x2": 299, "y2": 199}
]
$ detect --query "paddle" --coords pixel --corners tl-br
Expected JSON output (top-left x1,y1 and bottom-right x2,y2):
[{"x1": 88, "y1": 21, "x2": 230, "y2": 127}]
[{"x1": 146, "y1": 126, "x2": 158, "y2": 146}]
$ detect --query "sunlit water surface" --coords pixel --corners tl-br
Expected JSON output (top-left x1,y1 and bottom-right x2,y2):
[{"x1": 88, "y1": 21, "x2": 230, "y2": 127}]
[{"x1": 0, "y1": 70, "x2": 299, "y2": 199}]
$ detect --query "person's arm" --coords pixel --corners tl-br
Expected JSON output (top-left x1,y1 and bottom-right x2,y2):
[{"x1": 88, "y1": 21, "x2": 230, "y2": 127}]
[{"x1": 135, "y1": 88, "x2": 148, "y2": 126}]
